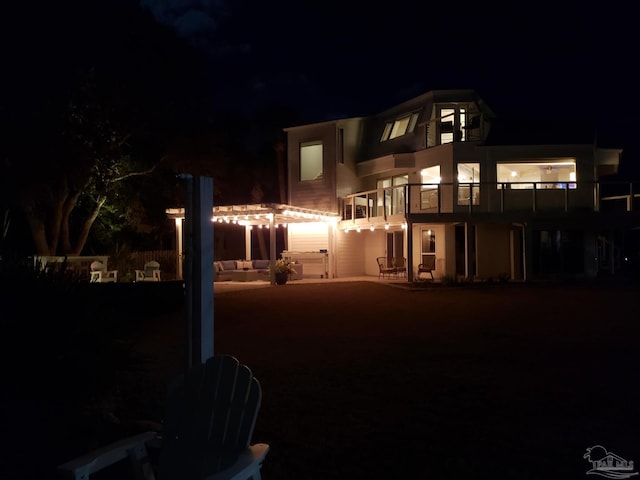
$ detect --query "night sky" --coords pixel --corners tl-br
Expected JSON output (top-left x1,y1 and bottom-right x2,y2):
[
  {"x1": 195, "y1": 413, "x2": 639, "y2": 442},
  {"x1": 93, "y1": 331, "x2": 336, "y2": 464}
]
[
  {"x1": 139, "y1": 0, "x2": 640, "y2": 175},
  {"x1": 4, "y1": 0, "x2": 639, "y2": 175}
]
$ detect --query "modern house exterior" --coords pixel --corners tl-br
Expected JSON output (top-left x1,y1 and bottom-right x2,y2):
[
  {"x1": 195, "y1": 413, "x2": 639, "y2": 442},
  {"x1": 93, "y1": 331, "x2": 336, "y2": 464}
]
[
  {"x1": 281, "y1": 89, "x2": 639, "y2": 282},
  {"x1": 166, "y1": 88, "x2": 639, "y2": 282}
]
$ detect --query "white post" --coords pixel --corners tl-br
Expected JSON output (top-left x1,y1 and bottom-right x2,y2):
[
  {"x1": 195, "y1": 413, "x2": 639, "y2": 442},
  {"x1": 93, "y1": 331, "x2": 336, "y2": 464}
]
[
  {"x1": 245, "y1": 226, "x2": 252, "y2": 260},
  {"x1": 183, "y1": 175, "x2": 214, "y2": 368},
  {"x1": 269, "y1": 214, "x2": 276, "y2": 285},
  {"x1": 175, "y1": 218, "x2": 184, "y2": 279}
]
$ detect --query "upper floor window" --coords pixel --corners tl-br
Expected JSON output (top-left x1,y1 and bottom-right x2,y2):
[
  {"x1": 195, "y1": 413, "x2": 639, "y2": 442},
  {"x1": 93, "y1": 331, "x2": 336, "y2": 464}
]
[
  {"x1": 440, "y1": 107, "x2": 467, "y2": 144},
  {"x1": 427, "y1": 103, "x2": 480, "y2": 147},
  {"x1": 300, "y1": 141, "x2": 323, "y2": 181},
  {"x1": 376, "y1": 175, "x2": 408, "y2": 216},
  {"x1": 457, "y1": 162, "x2": 480, "y2": 205},
  {"x1": 497, "y1": 161, "x2": 576, "y2": 189},
  {"x1": 420, "y1": 166, "x2": 441, "y2": 209},
  {"x1": 380, "y1": 113, "x2": 419, "y2": 142}
]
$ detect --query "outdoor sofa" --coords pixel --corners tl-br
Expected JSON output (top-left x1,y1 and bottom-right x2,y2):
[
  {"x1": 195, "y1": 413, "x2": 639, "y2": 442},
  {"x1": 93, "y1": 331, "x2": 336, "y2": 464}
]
[{"x1": 213, "y1": 259, "x2": 271, "y2": 282}]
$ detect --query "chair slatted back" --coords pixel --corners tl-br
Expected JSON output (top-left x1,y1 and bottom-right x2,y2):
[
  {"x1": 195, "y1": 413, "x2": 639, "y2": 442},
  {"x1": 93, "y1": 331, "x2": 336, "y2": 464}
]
[
  {"x1": 144, "y1": 261, "x2": 160, "y2": 278},
  {"x1": 90, "y1": 261, "x2": 106, "y2": 272},
  {"x1": 159, "y1": 355, "x2": 262, "y2": 479}
]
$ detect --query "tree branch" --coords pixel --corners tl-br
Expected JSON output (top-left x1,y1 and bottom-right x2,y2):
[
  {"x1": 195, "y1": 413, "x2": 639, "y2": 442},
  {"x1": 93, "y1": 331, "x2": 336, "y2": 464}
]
[{"x1": 111, "y1": 162, "x2": 159, "y2": 183}]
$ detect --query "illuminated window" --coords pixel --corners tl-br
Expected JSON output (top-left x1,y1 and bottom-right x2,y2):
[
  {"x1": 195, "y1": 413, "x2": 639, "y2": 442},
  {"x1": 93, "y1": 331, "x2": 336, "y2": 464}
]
[
  {"x1": 421, "y1": 229, "x2": 436, "y2": 266},
  {"x1": 436, "y1": 104, "x2": 480, "y2": 146},
  {"x1": 457, "y1": 162, "x2": 480, "y2": 205},
  {"x1": 376, "y1": 175, "x2": 408, "y2": 216},
  {"x1": 300, "y1": 141, "x2": 323, "y2": 181},
  {"x1": 380, "y1": 113, "x2": 420, "y2": 141},
  {"x1": 377, "y1": 177, "x2": 391, "y2": 216},
  {"x1": 496, "y1": 161, "x2": 576, "y2": 189},
  {"x1": 420, "y1": 166, "x2": 440, "y2": 209},
  {"x1": 393, "y1": 175, "x2": 408, "y2": 214},
  {"x1": 440, "y1": 108, "x2": 455, "y2": 144}
]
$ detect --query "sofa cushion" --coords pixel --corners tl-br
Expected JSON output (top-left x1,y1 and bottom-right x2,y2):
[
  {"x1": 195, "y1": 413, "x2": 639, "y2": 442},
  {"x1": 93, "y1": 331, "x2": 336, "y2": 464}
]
[
  {"x1": 213, "y1": 261, "x2": 222, "y2": 272},
  {"x1": 220, "y1": 260, "x2": 236, "y2": 271},
  {"x1": 253, "y1": 259, "x2": 270, "y2": 270},
  {"x1": 237, "y1": 260, "x2": 253, "y2": 269}
]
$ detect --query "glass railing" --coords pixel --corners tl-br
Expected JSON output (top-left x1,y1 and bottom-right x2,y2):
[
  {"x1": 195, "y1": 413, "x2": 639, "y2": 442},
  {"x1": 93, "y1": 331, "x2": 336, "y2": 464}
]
[
  {"x1": 341, "y1": 181, "x2": 639, "y2": 220},
  {"x1": 341, "y1": 185, "x2": 407, "y2": 221}
]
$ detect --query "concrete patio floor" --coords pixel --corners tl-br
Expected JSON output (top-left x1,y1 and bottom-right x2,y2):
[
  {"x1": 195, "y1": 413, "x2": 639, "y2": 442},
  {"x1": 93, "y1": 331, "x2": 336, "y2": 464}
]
[{"x1": 213, "y1": 274, "x2": 413, "y2": 293}]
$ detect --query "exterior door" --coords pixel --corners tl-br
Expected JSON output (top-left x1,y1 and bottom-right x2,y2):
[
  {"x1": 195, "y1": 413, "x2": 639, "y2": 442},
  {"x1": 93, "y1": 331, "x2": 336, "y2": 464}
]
[{"x1": 386, "y1": 231, "x2": 404, "y2": 262}]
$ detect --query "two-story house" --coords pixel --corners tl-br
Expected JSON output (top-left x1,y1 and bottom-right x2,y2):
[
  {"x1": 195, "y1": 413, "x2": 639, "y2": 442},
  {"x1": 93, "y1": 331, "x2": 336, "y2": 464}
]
[
  {"x1": 281, "y1": 89, "x2": 637, "y2": 281},
  {"x1": 167, "y1": 88, "x2": 637, "y2": 282}
]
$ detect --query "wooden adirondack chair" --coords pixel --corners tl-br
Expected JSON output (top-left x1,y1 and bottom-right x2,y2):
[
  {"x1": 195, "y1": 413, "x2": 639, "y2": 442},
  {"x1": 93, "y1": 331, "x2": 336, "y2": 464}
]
[{"x1": 57, "y1": 355, "x2": 269, "y2": 480}]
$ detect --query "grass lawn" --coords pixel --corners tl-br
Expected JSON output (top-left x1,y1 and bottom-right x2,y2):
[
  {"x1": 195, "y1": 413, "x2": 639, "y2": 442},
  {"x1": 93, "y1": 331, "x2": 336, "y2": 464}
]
[
  {"x1": 128, "y1": 281, "x2": 640, "y2": 479},
  {"x1": 13, "y1": 280, "x2": 640, "y2": 479}
]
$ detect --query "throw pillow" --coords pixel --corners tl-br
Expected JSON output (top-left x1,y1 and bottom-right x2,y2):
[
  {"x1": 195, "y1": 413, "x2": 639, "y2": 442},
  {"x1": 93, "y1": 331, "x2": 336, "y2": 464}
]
[
  {"x1": 220, "y1": 260, "x2": 236, "y2": 270},
  {"x1": 254, "y1": 259, "x2": 270, "y2": 269}
]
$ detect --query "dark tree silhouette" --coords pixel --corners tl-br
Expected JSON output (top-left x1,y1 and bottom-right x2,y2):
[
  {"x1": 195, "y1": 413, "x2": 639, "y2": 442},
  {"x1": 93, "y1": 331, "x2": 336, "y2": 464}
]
[{"x1": 1, "y1": 0, "x2": 216, "y2": 256}]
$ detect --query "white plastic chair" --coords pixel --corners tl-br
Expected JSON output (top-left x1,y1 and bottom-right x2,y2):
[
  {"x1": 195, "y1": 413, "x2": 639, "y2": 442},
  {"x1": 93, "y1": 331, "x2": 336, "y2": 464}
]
[
  {"x1": 135, "y1": 260, "x2": 161, "y2": 282},
  {"x1": 89, "y1": 261, "x2": 118, "y2": 283},
  {"x1": 57, "y1": 355, "x2": 269, "y2": 480}
]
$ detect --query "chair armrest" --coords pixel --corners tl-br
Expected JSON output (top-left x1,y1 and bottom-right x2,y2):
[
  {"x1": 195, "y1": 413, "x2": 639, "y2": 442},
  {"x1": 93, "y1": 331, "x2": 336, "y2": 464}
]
[
  {"x1": 57, "y1": 431, "x2": 158, "y2": 480},
  {"x1": 135, "y1": 270, "x2": 145, "y2": 281},
  {"x1": 206, "y1": 444, "x2": 270, "y2": 480}
]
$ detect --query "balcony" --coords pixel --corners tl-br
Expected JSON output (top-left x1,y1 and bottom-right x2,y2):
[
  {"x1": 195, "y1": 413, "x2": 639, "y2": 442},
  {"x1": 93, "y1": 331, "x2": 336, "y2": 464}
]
[{"x1": 340, "y1": 181, "x2": 640, "y2": 224}]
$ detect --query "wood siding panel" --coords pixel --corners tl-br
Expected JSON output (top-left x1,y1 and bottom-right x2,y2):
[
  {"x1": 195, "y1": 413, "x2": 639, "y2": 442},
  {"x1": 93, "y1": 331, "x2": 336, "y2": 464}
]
[
  {"x1": 287, "y1": 225, "x2": 329, "y2": 278},
  {"x1": 287, "y1": 123, "x2": 338, "y2": 212},
  {"x1": 335, "y1": 230, "x2": 366, "y2": 277},
  {"x1": 288, "y1": 226, "x2": 329, "y2": 251}
]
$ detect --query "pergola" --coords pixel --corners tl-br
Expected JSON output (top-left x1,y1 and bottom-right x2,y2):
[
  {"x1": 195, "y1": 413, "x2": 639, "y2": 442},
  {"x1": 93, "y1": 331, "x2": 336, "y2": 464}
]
[{"x1": 166, "y1": 203, "x2": 342, "y2": 284}]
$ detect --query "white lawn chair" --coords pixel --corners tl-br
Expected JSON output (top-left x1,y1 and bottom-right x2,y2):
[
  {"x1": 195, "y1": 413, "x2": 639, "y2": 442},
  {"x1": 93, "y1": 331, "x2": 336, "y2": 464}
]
[
  {"x1": 135, "y1": 260, "x2": 161, "y2": 282},
  {"x1": 57, "y1": 355, "x2": 269, "y2": 480},
  {"x1": 89, "y1": 261, "x2": 118, "y2": 283}
]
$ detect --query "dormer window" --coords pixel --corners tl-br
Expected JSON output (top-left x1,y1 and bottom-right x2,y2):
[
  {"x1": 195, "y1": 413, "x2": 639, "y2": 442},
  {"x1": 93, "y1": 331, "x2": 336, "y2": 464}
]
[
  {"x1": 380, "y1": 112, "x2": 419, "y2": 142},
  {"x1": 426, "y1": 103, "x2": 481, "y2": 147}
]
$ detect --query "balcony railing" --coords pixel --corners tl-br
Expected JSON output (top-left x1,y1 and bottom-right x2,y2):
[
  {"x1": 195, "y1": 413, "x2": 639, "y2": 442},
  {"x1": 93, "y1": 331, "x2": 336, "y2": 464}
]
[{"x1": 341, "y1": 181, "x2": 640, "y2": 221}]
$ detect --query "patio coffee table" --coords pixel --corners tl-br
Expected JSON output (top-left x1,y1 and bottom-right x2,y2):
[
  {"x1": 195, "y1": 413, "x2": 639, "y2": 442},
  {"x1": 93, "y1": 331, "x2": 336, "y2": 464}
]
[{"x1": 231, "y1": 269, "x2": 260, "y2": 282}]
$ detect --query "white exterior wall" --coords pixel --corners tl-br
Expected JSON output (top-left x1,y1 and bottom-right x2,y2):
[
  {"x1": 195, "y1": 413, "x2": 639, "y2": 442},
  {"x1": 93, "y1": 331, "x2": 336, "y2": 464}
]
[
  {"x1": 287, "y1": 223, "x2": 330, "y2": 278},
  {"x1": 336, "y1": 118, "x2": 365, "y2": 197},
  {"x1": 287, "y1": 223, "x2": 329, "y2": 251},
  {"x1": 364, "y1": 230, "x2": 387, "y2": 276},
  {"x1": 335, "y1": 228, "x2": 366, "y2": 277}
]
